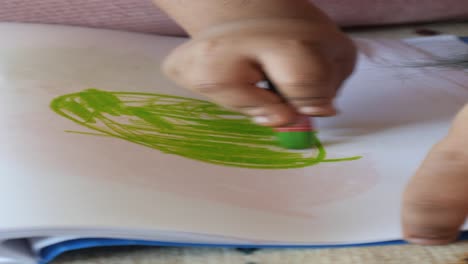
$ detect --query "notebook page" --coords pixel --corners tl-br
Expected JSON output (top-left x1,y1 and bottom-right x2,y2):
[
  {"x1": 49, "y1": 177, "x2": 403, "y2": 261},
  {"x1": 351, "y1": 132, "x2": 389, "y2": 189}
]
[{"x1": 0, "y1": 23, "x2": 466, "y2": 244}]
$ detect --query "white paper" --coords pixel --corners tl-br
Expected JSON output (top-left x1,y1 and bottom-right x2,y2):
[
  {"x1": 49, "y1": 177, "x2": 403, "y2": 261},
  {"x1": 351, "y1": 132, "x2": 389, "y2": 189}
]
[{"x1": 0, "y1": 23, "x2": 467, "y2": 245}]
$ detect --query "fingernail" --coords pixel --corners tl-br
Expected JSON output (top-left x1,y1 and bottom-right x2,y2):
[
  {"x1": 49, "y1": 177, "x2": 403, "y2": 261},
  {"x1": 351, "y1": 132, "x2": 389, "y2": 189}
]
[
  {"x1": 299, "y1": 105, "x2": 336, "y2": 116},
  {"x1": 253, "y1": 116, "x2": 271, "y2": 124},
  {"x1": 245, "y1": 107, "x2": 265, "y2": 116}
]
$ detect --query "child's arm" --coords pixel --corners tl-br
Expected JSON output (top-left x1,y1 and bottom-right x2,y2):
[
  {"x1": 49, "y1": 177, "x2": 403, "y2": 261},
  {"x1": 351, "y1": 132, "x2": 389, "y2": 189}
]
[
  {"x1": 403, "y1": 104, "x2": 468, "y2": 245},
  {"x1": 154, "y1": 0, "x2": 329, "y2": 36},
  {"x1": 153, "y1": 0, "x2": 356, "y2": 126}
]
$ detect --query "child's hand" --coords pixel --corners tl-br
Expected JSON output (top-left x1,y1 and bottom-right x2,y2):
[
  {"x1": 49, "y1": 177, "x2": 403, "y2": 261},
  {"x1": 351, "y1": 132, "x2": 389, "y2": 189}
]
[
  {"x1": 162, "y1": 19, "x2": 355, "y2": 126},
  {"x1": 155, "y1": 0, "x2": 356, "y2": 126},
  {"x1": 403, "y1": 104, "x2": 468, "y2": 245}
]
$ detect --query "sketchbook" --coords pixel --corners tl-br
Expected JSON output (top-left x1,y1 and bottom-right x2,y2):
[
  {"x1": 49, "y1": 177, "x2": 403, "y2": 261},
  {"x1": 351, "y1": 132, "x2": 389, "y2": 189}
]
[{"x1": 0, "y1": 23, "x2": 467, "y2": 264}]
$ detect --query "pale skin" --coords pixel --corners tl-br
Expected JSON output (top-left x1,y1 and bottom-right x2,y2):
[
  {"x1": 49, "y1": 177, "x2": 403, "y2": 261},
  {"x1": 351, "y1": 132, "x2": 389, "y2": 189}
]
[{"x1": 153, "y1": 0, "x2": 468, "y2": 245}]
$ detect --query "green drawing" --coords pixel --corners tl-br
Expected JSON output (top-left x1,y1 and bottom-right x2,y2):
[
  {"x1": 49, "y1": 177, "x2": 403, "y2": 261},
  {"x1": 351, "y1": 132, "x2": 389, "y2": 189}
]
[{"x1": 50, "y1": 89, "x2": 361, "y2": 169}]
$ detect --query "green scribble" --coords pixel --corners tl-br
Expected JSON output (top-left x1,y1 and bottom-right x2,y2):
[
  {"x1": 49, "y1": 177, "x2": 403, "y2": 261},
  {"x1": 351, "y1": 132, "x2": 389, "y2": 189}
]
[
  {"x1": 50, "y1": 89, "x2": 361, "y2": 169},
  {"x1": 64, "y1": 130, "x2": 110, "y2": 137}
]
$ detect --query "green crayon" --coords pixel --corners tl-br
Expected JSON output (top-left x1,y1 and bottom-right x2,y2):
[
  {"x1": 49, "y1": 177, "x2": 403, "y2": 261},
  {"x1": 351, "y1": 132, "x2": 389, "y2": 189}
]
[
  {"x1": 274, "y1": 115, "x2": 315, "y2": 149},
  {"x1": 258, "y1": 80, "x2": 315, "y2": 149}
]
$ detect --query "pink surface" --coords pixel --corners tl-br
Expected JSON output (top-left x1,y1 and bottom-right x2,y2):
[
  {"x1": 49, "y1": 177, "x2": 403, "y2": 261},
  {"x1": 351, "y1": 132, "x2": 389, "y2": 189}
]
[
  {"x1": 1, "y1": 0, "x2": 467, "y2": 35},
  {"x1": 17, "y1": 117, "x2": 379, "y2": 218}
]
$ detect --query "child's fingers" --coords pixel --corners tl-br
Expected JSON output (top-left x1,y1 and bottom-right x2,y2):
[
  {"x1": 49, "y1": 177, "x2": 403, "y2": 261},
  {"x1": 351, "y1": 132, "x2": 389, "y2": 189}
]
[
  {"x1": 195, "y1": 82, "x2": 298, "y2": 126},
  {"x1": 256, "y1": 43, "x2": 341, "y2": 117},
  {"x1": 402, "y1": 104, "x2": 468, "y2": 245},
  {"x1": 163, "y1": 50, "x2": 297, "y2": 126}
]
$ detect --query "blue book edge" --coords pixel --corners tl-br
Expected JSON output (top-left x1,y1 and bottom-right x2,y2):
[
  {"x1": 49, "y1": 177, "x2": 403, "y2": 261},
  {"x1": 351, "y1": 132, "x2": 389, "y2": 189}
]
[
  {"x1": 39, "y1": 232, "x2": 468, "y2": 264},
  {"x1": 38, "y1": 36, "x2": 468, "y2": 264}
]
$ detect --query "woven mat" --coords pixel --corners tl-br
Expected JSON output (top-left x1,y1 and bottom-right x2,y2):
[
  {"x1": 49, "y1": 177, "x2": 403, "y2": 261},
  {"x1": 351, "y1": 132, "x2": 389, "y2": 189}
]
[
  {"x1": 51, "y1": 242, "x2": 468, "y2": 264},
  {"x1": 50, "y1": 21, "x2": 468, "y2": 264}
]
